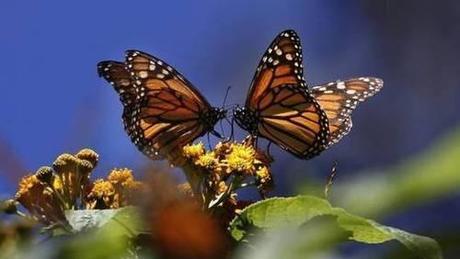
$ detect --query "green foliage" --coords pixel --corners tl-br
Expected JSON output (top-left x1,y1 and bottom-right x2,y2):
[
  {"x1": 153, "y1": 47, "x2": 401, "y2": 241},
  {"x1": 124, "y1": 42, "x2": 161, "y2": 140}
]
[
  {"x1": 230, "y1": 195, "x2": 442, "y2": 259},
  {"x1": 330, "y1": 128, "x2": 460, "y2": 218},
  {"x1": 65, "y1": 207, "x2": 144, "y2": 237}
]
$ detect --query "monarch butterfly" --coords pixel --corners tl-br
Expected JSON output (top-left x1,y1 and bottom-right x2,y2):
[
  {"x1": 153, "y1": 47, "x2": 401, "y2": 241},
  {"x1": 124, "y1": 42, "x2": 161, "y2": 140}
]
[
  {"x1": 98, "y1": 50, "x2": 226, "y2": 159},
  {"x1": 233, "y1": 30, "x2": 383, "y2": 159}
]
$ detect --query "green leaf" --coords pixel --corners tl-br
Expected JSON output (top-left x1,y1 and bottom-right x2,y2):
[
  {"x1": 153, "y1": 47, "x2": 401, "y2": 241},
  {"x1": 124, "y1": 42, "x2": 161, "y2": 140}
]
[
  {"x1": 230, "y1": 195, "x2": 442, "y2": 259},
  {"x1": 65, "y1": 207, "x2": 144, "y2": 237},
  {"x1": 328, "y1": 128, "x2": 460, "y2": 218}
]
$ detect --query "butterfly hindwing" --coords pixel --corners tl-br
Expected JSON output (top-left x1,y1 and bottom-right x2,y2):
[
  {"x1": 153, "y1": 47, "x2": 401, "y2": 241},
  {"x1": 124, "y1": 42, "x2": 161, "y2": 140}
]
[
  {"x1": 97, "y1": 61, "x2": 136, "y2": 107},
  {"x1": 257, "y1": 84, "x2": 330, "y2": 159},
  {"x1": 311, "y1": 77, "x2": 384, "y2": 146}
]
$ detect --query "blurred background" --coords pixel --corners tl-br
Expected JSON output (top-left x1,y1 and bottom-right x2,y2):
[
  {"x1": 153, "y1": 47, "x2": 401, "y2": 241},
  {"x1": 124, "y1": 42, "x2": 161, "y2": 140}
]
[{"x1": 1, "y1": 0, "x2": 459, "y2": 257}]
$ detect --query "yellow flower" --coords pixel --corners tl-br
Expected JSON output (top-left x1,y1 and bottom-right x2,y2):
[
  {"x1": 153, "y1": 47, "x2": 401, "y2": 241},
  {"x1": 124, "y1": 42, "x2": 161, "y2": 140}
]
[
  {"x1": 214, "y1": 141, "x2": 232, "y2": 157},
  {"x1": 15, "y1": 175, "x2": 66, "y2": 225},
  {"x1": 35, "y1": 166, "x2": 54, "y2": 184},
  {"x1": 85, "y1": 179, "x2": 118, "y2": 209},
  {"x1": 195, "y1": 152, "x2": 217, "y2": 169},
  {"x1": 225, "y1": 143, "x2": 256, "y2": 173},
  {"x1": 75, "y1": 148, "x2": 99, "y2": 168},
  {"x1": 107, "y1": 168, "x2": 134, "y2": 186},
  {"x1": 177, "y1": 183, "x2": 193, "y2": 196},
  {"x1": 255, "y1": 165, "x2": 271, "y2": 184},
  {"x1": 216, "y1": 181, "x2": 228, "y2": 194},
  {"x1": 183, "y1": 143, "x2": 205, "y2": 159}
]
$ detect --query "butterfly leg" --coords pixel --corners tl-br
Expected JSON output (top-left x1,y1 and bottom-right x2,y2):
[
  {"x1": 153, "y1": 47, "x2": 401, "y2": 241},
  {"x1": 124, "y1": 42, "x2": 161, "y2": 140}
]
[
  {"x1": 229, "y1": 117, "x2": 235, "y2": 141},
  {"x1": 207, "y1": 132, "x2": 212, "y2": 149},
  {"x1": 266, "y1": 141, "x2": 273, "y2": 158}
]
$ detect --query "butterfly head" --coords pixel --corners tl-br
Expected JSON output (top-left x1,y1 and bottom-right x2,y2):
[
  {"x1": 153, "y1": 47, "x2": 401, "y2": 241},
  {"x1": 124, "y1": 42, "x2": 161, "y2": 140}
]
[
  {"x1": 201, "y1": 107, "x2": 227, "y2": 132},
  {"x1": 233, "y1": 106, "x2": 259, "y2": 135}
]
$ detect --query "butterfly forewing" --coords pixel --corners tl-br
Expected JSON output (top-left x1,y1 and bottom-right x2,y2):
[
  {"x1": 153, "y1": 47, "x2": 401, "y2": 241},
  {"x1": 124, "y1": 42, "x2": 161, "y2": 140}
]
[
  {"x1": 311, "y1": 77, "x2": 384, "y2": 146},
  {"x1": 247, "y1": 30, "x2": 307, "y2": 108}
]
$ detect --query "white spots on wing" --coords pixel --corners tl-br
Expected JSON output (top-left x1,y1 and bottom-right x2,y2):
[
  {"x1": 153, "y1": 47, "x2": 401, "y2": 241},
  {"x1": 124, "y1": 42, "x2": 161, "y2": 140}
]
[
  {"x1": 135, "y1": 80, "x2": 142, "y2": 85},
  {"x1": 285, "y1": 53, "x2": 293, "y2": 60},
  {"x1": 157, "y1": 60, "x2": 163, "y2": 65},
  {"x1": 268, "y1": 48, "x2": 273, "y2": 53},
  {"x1": 149, "y1": 64, "x2": 156, "y2": 71},
  {"x1": 120, "y1": 79, "x2": 130, "y2": 86},
  {"x1": 273, "y1": 60, "x2": 280, "y2": 65},
  {"x1": 324, "y1": 90, "x2": 334, "y2": 94},
  {"x1": 268, "y1": 57, "x2": 273, "y2": 63},
  {"x1": 167, "y1": 66, "x2": 173, "y2": 72},
  {"x1": 156, "y1": 74, "x2": 165, "y2": 79},
  {"x1": 275, "y1": 49, "x2": 283, "y2": 56},
  {"x1": 318, "y1": 87, "x2": 327, "y2": 91},
  {"x1": 138, "y1": 71, "x2": 148, "y2": 78},
  {"x1": 262, "y1": 56, "x2": 268, "y2": 62},
  {"x1": 294, "y1": 62, "x2": 299, "y2": 67},
  {"x1": 336, "y1": 81, "x2": 346, "y2": 89},
  {"x1": 346, "y1": 89, "x2": 356, "y2": 95},
  {"x1": 161, "y1": 69, "x2": 169, "y2": 75}
]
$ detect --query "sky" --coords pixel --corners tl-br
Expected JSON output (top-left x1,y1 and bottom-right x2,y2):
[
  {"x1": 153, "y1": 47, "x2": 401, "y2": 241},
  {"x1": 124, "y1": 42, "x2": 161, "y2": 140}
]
[
  {"x1": 2, "y1": 1, "x2": 460, "y2": 257},
  {"x1": 1, "y1": 0, "x2": 459, "y2": 215}
]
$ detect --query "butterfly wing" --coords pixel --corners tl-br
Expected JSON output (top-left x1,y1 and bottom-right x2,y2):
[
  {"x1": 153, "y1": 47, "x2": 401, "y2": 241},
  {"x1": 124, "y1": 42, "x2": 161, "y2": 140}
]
[
  {"x1": 97, "y1": 61, "x2": 136, "y2": 107},
  {"x1": 241, "y1": 30, "x2": 329, "y2": 159},
  {"x1": 246, "y1": 30, "x2": 307, "y2": 109},
  {"x1": 99, "y1": 50, "x2": 215, "y2": 160},
  {"x1": 97, "y1": 61, "x2": 139, "y2": 144},
  {"x1": 311, "y1": 77, "x2": 384, "y2": 146},
  {"x1": 256, "y1": 84, "x2": 330, "y2": 159}
]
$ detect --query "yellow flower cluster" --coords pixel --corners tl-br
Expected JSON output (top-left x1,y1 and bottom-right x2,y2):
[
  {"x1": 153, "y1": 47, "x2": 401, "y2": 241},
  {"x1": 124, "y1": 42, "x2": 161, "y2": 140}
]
[
  {"x1": 14, "y1": 148, "x2": 143, "y2": 227},
  {"x1": 85, "y1": 168, "x2": 144, "y2": 209},
  {"x1": 182, "y1": 139, "x2": 273, "y2": 205},
  {"x1": 15, "y1": 174, "x2": 66, "y2": 225}
]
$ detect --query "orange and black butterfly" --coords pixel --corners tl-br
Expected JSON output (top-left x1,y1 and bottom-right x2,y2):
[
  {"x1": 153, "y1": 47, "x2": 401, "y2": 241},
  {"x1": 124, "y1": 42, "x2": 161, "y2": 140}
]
[
  {"x1": 98, "y1": 50, "x2": 226, "y2": 159},
  {"x1": 233, "y1": 30, "x2": 383, "y2": 159}
]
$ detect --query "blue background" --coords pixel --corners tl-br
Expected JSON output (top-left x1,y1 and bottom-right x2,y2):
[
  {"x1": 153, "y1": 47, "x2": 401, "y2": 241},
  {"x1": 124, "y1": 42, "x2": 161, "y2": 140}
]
[{"x1": 1, "y1": 0, "x2": 459, "y2": 256}]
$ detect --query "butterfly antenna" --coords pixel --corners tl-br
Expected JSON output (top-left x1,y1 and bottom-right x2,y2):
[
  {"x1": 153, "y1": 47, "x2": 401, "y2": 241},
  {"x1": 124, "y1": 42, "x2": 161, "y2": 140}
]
[
  {"x1": 219, "y1": 86, "x2": 232, "y2": 140},
  {"x1": 222, "y1": 86, "x2": 231, "y2": 108}
]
